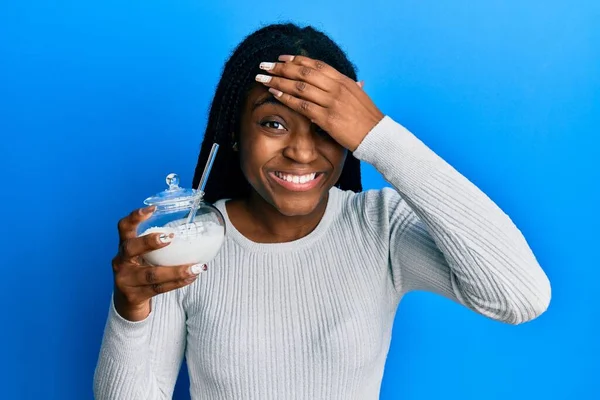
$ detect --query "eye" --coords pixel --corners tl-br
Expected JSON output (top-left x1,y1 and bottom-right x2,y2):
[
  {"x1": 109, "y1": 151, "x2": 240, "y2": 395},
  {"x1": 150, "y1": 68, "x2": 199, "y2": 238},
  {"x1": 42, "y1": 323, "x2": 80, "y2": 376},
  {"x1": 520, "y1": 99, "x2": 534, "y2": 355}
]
[
  {"x1": 315, "y1": 125, "x2": 332, "y2": 140},
  {"x1": 261, "y1": 120, "x2": 287, "y2": 131}
]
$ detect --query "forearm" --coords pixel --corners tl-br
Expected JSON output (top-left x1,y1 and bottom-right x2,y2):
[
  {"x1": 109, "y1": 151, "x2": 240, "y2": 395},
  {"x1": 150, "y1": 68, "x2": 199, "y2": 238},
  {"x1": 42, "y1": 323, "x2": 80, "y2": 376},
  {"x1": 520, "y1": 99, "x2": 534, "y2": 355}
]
[
  {"x1": 354, "y1": 116, "x2": 551, "y2": 324},
  {"x1": 94, "y1": 293, "x2": 186, "y2": 398}
]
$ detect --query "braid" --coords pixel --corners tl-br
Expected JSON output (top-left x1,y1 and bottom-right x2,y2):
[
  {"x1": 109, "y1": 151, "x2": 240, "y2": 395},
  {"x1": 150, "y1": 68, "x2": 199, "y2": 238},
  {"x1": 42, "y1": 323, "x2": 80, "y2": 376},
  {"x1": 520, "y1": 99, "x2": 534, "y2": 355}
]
[{"x1": 194, "y1": 23, "x2": 363, "y2": 203}]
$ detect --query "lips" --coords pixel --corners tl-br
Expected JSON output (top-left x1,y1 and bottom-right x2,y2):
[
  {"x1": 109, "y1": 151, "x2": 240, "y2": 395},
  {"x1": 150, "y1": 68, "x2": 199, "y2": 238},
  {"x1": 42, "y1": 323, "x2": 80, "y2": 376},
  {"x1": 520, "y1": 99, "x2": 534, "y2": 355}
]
[{"x1": 268, "y1": 171, "x2": 325, "y2": 192}]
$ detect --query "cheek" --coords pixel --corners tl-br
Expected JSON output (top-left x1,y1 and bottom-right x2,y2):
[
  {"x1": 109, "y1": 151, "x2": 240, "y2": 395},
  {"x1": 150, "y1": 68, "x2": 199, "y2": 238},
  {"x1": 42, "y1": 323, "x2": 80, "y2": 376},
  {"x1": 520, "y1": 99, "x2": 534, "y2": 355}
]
[
  {"x1": 325, "y1": 145, "x2": 348, "y2": 184},
  {"x1": 239, "y1": 138, "x2": 278, "y2": 183},
  {"x1": 238, "y1": 147, "x2": 258, "y2": 183},
  {"x1": 325, "y1": 144, "x2": 348, "y2": 170}
]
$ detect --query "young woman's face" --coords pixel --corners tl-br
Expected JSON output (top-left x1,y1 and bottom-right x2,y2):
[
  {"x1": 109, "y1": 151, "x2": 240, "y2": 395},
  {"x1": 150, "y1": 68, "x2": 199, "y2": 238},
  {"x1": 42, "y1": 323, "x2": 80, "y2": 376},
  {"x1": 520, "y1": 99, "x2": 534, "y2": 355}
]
[{"x1": 237, "y1": 84, "x2": 347, "y2": 216}]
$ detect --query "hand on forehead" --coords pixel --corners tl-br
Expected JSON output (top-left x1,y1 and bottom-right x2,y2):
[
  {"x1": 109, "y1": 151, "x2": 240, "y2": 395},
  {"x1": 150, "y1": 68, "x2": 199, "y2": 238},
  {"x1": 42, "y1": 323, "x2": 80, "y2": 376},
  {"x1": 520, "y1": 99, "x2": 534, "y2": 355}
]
[{"x1": 252, "y1": 54, "x2": 382, "y2": 152}]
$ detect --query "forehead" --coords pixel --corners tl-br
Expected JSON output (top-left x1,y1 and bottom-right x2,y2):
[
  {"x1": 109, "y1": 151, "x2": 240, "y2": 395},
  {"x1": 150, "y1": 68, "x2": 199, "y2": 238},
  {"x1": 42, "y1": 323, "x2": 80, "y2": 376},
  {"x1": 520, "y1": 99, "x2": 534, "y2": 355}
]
[{"x1": 243, "y1": 84, "x2": 295, "y2": 115}]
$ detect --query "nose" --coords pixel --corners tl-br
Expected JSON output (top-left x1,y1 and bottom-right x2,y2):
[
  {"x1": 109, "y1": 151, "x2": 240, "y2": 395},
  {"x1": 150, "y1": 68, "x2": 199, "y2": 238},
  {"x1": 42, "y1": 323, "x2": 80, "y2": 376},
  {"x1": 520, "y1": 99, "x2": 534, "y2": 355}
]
[{"x1": 282, "y1": 125, "x2": 318, "y2": 164}]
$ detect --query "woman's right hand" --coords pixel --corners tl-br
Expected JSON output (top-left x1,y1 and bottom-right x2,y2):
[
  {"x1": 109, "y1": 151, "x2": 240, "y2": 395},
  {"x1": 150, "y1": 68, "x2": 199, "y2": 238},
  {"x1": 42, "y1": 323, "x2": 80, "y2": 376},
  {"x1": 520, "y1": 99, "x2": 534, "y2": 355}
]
[{"x1": 112, "y1": 205, "x2": 206, "y2": 321}]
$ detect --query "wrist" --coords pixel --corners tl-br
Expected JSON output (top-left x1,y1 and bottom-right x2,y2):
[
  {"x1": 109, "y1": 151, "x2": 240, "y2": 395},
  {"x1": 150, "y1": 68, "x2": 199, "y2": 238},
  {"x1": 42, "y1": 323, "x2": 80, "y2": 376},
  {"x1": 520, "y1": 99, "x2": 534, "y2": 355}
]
[
  {"x1": 113, "y1": 289, "x2": 151, "y2": 322},
  {"x1": 348, "y1": 113, "x2": 385, "y2": 152}
]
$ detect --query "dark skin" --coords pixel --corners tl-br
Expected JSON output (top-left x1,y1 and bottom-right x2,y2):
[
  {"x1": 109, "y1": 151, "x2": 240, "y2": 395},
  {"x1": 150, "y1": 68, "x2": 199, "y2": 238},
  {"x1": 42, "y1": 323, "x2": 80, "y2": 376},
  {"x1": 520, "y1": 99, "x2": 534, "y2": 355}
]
[
  {"x1": 112, "y1": 55, "x2": 384, "y2": 321},
  {"x1": 111, "y1": 207, "x2": 205, "y2": 321},
  {"x1": 225, "y1": 84, "x2": 348, "y2": 243}
]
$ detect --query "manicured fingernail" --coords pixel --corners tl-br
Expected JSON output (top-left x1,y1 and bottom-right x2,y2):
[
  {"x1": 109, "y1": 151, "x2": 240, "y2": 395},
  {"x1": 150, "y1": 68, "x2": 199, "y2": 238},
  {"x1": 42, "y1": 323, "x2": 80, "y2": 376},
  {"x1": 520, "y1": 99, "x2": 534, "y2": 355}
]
[
  {"x1": 268, "y1": 88, "x2": 283, "y2": 98},
  {"x1": 259, "y1": 62, "x2": 275, "y2": 70},
  {"x1": 203, "y1": 264, "x2": 208, "y2": 271},
  {"x1": 255, "y1": 74, "x2": 272, "y2": 83},
  {"x1": 159, "y1": 233, "x2": 174, "y2": 243},
  {"x1": 190, "y1": 263, "x2": 206, "y2": 275},
  {"x1": 141, "y1": 205, "x2": 156, "y2": 215},
  {"x1": 278, "y1": 55, "x2": 295, "y2": 62}
]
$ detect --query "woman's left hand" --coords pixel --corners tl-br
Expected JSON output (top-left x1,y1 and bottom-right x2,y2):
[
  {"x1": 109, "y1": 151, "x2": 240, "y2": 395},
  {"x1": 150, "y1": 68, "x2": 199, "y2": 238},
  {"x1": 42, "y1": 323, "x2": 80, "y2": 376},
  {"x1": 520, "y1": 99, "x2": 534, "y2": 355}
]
[{"x1": 256, "y1": 55, "x2": 385, "y2": 152}]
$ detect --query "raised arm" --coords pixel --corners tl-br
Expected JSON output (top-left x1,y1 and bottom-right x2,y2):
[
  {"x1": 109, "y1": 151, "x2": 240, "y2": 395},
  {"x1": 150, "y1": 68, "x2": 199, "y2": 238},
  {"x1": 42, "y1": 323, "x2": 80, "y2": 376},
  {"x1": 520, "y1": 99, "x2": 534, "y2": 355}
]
[{"x1": 356, "y1": 117, "x2": 551, "y2": 325}]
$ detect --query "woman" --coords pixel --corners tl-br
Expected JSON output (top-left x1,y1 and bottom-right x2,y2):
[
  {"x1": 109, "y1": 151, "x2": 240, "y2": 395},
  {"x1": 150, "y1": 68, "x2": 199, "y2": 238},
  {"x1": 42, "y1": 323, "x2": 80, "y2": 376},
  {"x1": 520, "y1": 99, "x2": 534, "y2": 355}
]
[{"x1": 94, "y1": 23, "x2": 551, "y2": 399}]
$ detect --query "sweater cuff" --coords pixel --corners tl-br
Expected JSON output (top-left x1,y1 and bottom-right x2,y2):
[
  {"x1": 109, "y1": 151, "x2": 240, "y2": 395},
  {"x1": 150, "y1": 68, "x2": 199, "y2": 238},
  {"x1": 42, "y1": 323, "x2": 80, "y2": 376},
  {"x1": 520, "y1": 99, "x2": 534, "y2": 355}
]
[{"x1": 102, "y1": 294, "x2": 153, "y2": 366}]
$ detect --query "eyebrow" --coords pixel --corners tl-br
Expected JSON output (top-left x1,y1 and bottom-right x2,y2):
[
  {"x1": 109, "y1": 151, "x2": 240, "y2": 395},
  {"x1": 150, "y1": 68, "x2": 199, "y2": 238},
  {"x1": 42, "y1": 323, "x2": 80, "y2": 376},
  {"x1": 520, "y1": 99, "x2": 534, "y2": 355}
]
[{"x1": 252, "y1": 94, "x2": 286, "y2": 112}]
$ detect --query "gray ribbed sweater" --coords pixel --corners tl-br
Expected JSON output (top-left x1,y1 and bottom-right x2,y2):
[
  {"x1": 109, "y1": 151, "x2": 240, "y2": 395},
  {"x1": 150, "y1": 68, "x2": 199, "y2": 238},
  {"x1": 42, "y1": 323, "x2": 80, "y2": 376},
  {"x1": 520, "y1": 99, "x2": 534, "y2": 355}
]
[{"x1": 94, "y1": 116, "x2": 551, "y2": 399}]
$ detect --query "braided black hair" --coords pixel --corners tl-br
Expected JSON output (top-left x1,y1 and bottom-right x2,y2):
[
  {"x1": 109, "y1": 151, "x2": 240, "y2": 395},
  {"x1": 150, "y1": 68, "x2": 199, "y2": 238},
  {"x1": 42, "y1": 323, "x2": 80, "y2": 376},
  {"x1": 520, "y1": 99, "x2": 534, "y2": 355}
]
[{"x1": 193, "y1": 23, "x2": 363, "y2": 203}]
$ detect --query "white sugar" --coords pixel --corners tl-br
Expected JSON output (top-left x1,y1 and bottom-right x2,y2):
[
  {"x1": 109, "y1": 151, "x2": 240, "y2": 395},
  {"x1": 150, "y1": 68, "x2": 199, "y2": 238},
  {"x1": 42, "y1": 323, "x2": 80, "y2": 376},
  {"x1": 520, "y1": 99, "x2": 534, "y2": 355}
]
[{"x1": 140, "y1": 220, "x2": 225, "y2": 266}]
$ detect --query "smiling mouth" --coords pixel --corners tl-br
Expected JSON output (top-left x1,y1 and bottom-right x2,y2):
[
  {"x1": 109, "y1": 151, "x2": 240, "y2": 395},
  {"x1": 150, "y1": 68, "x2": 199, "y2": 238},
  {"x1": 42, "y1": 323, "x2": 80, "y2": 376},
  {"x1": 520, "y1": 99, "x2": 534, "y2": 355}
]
[{"x1": 269, "y1": 171, "x2": 325, "y2": 192}]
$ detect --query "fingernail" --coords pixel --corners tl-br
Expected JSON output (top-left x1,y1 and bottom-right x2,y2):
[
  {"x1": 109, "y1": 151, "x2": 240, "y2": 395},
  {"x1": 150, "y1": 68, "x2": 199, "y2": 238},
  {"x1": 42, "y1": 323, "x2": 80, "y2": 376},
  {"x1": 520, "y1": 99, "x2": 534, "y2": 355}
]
[
  {"x1": 255, "y1": 74, "x2": 272, "y2": 83},
  {"x1": 259, "y1": 62, "x2": 275, "y2": 71},
  {"x1": 268, "y1": 88, "x2": 283, "y2": 98},
  {"x1": 190, "y1": 263, "x2": 206, "y2": 275},
  {"x1": 278, "y1": 55, "x2": 295, "y2": 62},
  {"x1": 141, "y1": 205, "x2": 156, "y2": 215},
  {"x1": 356, "y1": 80, "x2": 364, "y2": 88},
  {"x1": 159, "y1": 233, "x2": 174, "y2": 243}
]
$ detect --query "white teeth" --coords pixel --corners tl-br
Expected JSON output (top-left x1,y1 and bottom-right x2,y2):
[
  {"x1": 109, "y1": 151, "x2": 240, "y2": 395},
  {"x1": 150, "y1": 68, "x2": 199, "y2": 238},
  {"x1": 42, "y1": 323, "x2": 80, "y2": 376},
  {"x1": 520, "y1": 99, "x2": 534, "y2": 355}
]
[{"x1": 274, "y1": 172, "x2": 318, "y2": 184}]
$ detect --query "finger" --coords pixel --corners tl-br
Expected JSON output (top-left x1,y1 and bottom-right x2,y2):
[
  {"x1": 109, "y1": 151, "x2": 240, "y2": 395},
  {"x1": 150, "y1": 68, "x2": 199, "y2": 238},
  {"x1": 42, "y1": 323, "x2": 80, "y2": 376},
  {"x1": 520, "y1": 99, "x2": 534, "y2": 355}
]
[
  {"x1": 131, "y1": 263, "x2": 207, "y2": 287},
  {"x1": 112, "y1": 253, "x2": 140, "y2": 274},
  {"x1": 118, "y1": 206, "x2": 156, "y2": 243},
  {"x1": 277, "y1": 55, "x2": 347, "y2": 82},
  {"x1": 259, "y1": 61, "x2": 336, "y2": 93},
  {"x1": 288, "y1": 56, "x2": 366, "y2": 97},
  {"x1": 266, "y1": 57, "x2": 365, "y2": 100},
  {"x1": 120, "y1": 231, "x2": 174, "y2": 258},
  {"x1": 255, "y1": 74, "x2": 331, "y2": 107},
  {"x1": 139, "y1": 275, "x2": 200, "y2": 297},
  {"x1": 267, "y1": 87, "x2": 328, "y2": 123},
  {"x1": 279, "y1": 55, "x2": 364, "y2": 95}
]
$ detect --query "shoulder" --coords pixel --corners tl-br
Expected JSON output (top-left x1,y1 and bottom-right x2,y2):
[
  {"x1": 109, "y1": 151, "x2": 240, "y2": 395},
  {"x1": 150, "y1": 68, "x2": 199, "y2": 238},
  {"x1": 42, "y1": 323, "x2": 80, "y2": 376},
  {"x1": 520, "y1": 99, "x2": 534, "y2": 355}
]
[{"x1": 331, "y1": 186, "x2": 412, "y2": 231}]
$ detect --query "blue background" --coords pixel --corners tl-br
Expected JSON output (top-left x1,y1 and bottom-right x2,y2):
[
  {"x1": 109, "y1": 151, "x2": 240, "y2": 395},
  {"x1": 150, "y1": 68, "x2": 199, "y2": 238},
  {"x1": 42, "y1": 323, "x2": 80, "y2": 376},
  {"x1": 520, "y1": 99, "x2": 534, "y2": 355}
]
[{"x1": 2, "y1": 0, "x2": 598, "y2": 399}]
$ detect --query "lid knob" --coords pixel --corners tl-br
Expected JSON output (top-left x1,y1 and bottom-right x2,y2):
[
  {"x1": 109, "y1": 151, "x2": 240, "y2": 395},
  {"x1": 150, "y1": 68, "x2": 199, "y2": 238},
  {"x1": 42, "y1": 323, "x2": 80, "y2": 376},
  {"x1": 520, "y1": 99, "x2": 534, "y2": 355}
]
[
  {"x1": 143, "y1": 172, "x2": 196, "y2": 206},
  {"x1": 166, "y1": 173, "x2": 180, "y2": 190}
]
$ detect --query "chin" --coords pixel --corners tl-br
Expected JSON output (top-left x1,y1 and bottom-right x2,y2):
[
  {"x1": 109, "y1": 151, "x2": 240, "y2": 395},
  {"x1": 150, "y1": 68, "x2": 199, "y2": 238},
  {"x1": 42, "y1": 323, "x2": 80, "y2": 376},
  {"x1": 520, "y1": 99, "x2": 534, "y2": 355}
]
[{"x1": 271, "y1": 193, "x2": 327, "y2": 217}]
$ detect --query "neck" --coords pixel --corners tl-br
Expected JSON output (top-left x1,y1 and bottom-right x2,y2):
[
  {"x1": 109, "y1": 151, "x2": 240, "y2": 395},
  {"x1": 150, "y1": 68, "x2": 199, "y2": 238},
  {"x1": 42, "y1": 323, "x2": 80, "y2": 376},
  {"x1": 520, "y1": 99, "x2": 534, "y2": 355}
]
[{"x1": 228, "y1": 191, "x2": 329, "y2": 244}]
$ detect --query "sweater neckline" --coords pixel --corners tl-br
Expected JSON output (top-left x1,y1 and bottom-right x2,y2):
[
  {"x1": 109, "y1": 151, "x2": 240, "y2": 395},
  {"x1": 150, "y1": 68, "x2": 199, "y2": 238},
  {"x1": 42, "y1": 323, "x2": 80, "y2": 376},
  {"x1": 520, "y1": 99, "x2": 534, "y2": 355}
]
[{"x1": 213, "y1": 188, "x2": 339, "y2": 253}]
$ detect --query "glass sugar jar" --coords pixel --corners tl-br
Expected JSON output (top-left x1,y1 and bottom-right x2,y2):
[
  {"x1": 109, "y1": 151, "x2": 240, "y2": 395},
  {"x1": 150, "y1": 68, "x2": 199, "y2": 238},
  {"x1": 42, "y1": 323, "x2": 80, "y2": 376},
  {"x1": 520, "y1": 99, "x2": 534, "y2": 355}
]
[{"x1": 137, "y1": 173, "x2": 226, "y2": 266}]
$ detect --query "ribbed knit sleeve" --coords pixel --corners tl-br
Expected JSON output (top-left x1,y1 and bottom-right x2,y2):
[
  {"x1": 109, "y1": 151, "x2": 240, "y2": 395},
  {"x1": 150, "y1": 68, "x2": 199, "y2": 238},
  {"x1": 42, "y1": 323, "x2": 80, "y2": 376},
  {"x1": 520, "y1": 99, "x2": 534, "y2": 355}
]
[
  {"x1": 93, "y1": 290, "x2": 187, "y2": 399},
  {"x1": 354, "y1": 116, "x2": 551, "y2": 324}
]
